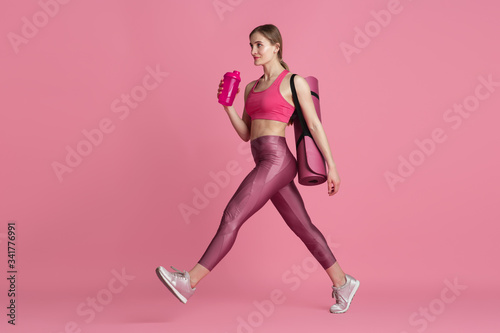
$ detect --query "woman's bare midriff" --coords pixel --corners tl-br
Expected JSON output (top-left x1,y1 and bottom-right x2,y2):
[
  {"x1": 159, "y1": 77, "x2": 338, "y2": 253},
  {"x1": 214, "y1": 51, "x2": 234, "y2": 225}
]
[{"x1": 250, "y1": 119, "x2": 288, "y2": 141}]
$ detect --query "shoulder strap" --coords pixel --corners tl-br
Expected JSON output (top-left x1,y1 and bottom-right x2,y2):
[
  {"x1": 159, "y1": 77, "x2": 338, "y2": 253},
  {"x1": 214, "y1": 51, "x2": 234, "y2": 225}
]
[
  {"x1": 251, "y1": 74, "x2": 264, "y2": 91},
  {"x1": 290, "y1": 74, "x2": 312, "y2": 147}
]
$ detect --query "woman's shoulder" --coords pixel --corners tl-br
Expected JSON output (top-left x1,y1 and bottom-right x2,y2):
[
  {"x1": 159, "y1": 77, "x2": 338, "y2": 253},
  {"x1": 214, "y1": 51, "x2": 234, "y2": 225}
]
[
  {"x1": 243, "y1": 79, "x2": 258, "y2": 101},
  {"x1": 287, "y1": 72, "x2": 308, "y2": 86},
  {"x1": 287, "y1": 73, "x2": 312, "y2": 96},
  {"x1": 245, "y1": 80, "x2": 258, "y2": 89},
  {"x1": 283, "y1": 71, "x2": 305, "y2": 82},
  {"x1": 244, "y1": 80, "x2": 257, "y2": 94},
  {"x1": 287, "y1": 71, "x2": 303, "y2": 80}
]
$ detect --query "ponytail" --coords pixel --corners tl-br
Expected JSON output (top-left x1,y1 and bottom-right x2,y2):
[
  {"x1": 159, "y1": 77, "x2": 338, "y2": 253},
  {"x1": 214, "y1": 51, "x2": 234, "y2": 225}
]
[{"x1": 280, "y1": 59, "x2": 289, "y2": 71}]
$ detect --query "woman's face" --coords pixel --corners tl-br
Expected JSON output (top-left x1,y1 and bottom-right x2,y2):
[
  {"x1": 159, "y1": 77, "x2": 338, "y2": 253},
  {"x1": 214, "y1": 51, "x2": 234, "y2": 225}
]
[{"x1": 249, "y1": 32, "x2": 279, "y2": 66}]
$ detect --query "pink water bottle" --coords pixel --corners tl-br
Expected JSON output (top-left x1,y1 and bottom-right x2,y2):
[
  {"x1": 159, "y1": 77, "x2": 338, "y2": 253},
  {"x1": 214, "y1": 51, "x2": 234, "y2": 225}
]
[{"x1": 218, "y1": 70, "x2": 241, "y2": 106}]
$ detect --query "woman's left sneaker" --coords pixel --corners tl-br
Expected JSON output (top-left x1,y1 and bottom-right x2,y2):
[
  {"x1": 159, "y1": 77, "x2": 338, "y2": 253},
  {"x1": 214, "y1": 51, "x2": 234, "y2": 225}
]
[
  {"x1": 156, "y1": 266, "x2": 196, "y2": 303},
  {"x1": 330, "y1": 274, "x2": 360, "y2": 313}
]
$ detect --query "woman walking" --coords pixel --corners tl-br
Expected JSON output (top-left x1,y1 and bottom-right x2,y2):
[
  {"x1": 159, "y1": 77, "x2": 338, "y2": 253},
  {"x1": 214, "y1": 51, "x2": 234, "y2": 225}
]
[{"x1": 156, "y1": 24, "x2": 359, "y2": 313}]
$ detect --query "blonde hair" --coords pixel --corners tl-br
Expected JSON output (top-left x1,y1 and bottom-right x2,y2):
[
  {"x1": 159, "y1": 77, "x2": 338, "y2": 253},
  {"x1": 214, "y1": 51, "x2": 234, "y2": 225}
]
[{"x1": 249, "y1": 24, "x2": 289, "y2": 70}]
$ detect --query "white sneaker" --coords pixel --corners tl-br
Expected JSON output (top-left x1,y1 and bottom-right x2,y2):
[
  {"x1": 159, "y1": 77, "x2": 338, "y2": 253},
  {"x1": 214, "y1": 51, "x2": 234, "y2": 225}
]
[
  {"x1": 330, "y1": 274, "x2": 360, "y2": 313},
  {"x1": 156, "y1": 266, "x2": 196, "y2": 303}
]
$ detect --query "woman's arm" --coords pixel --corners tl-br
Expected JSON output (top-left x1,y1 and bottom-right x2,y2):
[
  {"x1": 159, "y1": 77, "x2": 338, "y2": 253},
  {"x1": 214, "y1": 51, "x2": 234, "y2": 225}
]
[
  {"x1": 294, "y1": 75, "x2": 341, "y2": 196},
  {"x1": 219, "y1": 80, "x2": 253, "y2": 142}
]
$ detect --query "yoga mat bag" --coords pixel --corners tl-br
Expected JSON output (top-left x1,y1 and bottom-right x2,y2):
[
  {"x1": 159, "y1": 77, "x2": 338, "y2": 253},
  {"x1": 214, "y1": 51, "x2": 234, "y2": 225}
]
[{"x1": 290, "y1": 74, "x2": 327, "y2": 186}]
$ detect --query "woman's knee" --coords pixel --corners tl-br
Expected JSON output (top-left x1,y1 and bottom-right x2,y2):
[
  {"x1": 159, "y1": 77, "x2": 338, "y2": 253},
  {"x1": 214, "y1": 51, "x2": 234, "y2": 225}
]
[{"x1": 218, "y1": 209, "x2": 243, "y2": 235}]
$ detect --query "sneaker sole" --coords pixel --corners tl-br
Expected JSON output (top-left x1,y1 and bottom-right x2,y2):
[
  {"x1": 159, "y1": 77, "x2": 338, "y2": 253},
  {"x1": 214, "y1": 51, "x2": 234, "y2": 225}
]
[
  {"x1": 330, "y1": 280, "x2": 360, "y2": 314},
  {"x1": 156, "y1": 266, "x2": 188, "y2": 304}
]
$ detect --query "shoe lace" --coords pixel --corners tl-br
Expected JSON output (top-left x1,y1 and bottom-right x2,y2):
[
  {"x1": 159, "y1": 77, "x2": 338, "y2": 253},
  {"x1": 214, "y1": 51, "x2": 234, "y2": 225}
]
[
  {"x1": 332, "y1": 289, "x2": 339, "y2": 301},
  {"x1": 170, "y1": 266, "x2": 187, "y2": 280},
  {"x1": 332, "y1": 288, "x2": 346, "y2": 303}
]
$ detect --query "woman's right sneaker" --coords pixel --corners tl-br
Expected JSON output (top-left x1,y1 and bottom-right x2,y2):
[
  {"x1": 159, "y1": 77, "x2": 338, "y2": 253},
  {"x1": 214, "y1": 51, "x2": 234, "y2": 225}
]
[{"x1": 156, "y1": 266, "x2": 196, "y2": 303}]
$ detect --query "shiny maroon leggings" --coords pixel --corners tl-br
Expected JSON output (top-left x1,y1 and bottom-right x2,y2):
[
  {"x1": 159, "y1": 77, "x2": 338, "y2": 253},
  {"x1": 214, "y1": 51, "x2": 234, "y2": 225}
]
[{"x1": 198, "y1": 135, "x2": 336, "y2": 271}]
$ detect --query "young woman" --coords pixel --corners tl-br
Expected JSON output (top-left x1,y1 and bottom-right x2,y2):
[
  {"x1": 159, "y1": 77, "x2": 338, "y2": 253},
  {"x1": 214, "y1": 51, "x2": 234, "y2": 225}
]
[{"x1": 156, "y1": 24, "x2": 359, "y2": 314}]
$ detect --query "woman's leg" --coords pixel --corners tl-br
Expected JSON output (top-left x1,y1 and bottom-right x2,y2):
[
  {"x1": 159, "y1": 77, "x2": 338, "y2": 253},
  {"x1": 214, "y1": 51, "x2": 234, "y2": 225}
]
[
  {"x1": 326, "y1": 262, "x2": 346, "y2": 287},
  {"x1": 269, "y1": 180, "x2": 345, "y2": 286},
  {"x1": 188, "y1": 263, "x2": 209, "y2": 288},
  {"x1": 195, "y1": 136, "x2": 298, "y2": 282},
  {"x1": 156, "y1": 151, "x2": 291, "y2": 302},
  {"x1": 270, "y1": 180, "x2": 360, "y2": 313}
]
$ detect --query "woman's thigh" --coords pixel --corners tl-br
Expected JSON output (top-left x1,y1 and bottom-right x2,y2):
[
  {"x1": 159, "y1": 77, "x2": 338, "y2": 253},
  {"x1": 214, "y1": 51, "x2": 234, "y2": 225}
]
[{"x1": 221, "y1": 156, "x2": 295, "y2": 228}]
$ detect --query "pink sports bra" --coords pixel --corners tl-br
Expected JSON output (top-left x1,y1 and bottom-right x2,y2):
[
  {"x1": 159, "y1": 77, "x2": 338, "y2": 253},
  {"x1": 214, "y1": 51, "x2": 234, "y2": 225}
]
[{"x1": 245, "y1": 69, "x2": 295, "y2": 123}]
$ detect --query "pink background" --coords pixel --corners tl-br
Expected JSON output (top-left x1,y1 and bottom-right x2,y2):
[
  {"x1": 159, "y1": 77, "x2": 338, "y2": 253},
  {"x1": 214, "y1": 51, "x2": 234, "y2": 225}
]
[{"x1": 1, "y1": 0, "x2": 499, "y2": 332}]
